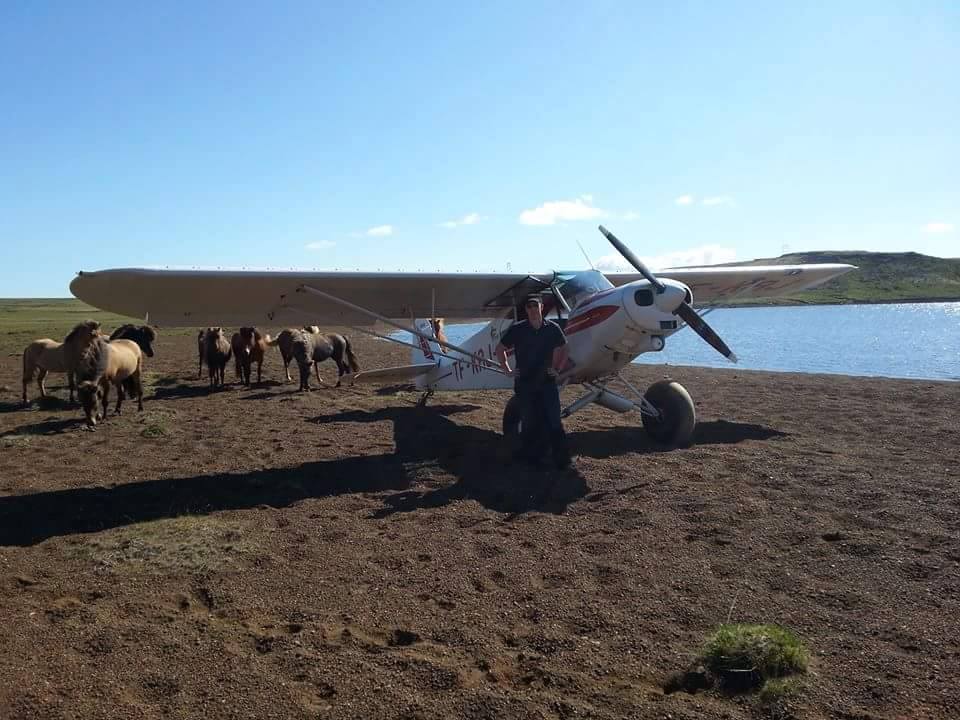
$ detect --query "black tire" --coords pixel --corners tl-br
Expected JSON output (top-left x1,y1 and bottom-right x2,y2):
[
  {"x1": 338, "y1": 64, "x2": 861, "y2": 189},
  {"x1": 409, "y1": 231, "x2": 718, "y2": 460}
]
[
  {"x1": 502, "y1": 394, "x2": 522, "y2": 439},
  {"x1": 641, "y1": 380, "x2": 696, "y2": 447}
]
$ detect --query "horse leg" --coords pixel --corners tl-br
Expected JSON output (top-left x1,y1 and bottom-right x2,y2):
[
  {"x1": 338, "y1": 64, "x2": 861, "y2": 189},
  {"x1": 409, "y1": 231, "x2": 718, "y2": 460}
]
[
  {"x1": 256, "y1": 360, "x2": 262, "y2": 384},
  {"x1": 37, "y1": 367, "x2": 48, "y2": 398},
  {"x1": 68, "y1": 372, "x2": 75, "y2": 404},
  {"x1": 100, "y1": 383, "x2": 110, "y2": 421},
  {"x1": 115, "y1": 381, "x2": 125, "y2": 415}
]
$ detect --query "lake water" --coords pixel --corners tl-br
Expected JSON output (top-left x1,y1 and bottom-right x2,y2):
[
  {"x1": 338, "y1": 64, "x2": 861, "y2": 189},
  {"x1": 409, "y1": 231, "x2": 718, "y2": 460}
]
[{"x1": 400, "y1": 302, "x2": 960, "y2": 382}]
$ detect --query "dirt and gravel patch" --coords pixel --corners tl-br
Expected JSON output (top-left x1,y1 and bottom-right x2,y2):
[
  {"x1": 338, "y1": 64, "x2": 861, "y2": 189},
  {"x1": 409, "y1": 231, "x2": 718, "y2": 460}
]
[{"x1": 1, "y1": 326, "x2": 958, "y2": 719}]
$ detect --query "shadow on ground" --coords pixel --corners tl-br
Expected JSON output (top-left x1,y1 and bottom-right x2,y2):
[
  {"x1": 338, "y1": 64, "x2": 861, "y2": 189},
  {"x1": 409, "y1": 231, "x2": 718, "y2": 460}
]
[{"x1": 0, "y1": 405, "x2": 588, "y2": 546}]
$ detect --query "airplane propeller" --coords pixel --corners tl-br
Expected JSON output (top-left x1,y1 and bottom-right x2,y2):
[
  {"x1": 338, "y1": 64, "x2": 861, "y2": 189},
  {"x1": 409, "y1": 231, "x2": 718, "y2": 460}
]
[{"x1": 597, "y1": 225, "x2": 738, "y2": 363}]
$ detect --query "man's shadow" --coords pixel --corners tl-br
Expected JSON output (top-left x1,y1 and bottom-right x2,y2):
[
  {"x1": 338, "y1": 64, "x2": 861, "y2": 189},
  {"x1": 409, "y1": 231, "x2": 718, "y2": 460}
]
[{"x1": 309, "y1": 404, "x2": 590, "y2": 519}]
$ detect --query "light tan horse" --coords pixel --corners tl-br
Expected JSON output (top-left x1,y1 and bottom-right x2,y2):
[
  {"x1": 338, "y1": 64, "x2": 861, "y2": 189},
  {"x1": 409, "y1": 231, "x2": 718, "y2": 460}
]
[
  {"x1": 22, "y1": 339, "x2": 70, "y2": 405},
  {"x1": 76, "y1": 337, "x2": 144, "y2": 426},
  {"x1": 21, "y1": 320, "x2": 104, "y2": 405}
]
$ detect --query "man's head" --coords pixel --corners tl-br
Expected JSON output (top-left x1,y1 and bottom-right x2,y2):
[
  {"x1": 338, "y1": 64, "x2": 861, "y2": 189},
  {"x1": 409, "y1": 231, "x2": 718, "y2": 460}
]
[{"x1": 525, "y1": 294, "x2": 543, "y2": 327}]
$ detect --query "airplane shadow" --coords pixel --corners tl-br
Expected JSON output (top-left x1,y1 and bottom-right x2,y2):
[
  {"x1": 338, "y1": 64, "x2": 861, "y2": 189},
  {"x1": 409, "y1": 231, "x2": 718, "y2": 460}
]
[
  {"x1": 0, "y1": 404, "x2": 588, "y2": 547},
  {"x1": 571, "y1": 420, "x2": 788, "y2": 459},
  {"x1": 153, "y1": 384, "x2": 218, "y2": 400}
]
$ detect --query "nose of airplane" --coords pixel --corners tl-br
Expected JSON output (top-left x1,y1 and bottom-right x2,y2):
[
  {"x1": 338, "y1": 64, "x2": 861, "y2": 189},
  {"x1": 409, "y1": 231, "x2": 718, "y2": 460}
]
[
  {"x1": 628, "y1": 281, "x2": 688, "y2": 315},
  {"x1": 654, "y1": 283, "x2": 687, "y2": 313}
]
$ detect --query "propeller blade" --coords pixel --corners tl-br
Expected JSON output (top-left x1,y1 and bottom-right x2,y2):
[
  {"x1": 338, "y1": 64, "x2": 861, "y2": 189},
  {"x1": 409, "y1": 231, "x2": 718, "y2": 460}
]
[
  {"x1": 598, "y1": 225, "x2": 665, "y2": 293},
  {"x1": 675, "y1": 302, "x2": 738, "y2": 363}
]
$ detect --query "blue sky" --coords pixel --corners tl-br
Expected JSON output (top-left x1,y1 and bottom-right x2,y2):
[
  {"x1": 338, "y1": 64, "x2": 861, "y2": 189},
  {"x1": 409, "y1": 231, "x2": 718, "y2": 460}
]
[{"x1": 2, "y1": 1, "x2": 957, "y2": 297}]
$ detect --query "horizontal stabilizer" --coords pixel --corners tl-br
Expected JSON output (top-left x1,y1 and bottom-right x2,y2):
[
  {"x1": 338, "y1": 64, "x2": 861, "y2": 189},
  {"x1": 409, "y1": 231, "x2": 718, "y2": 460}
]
[{"x1": 350, "y1": 363, "x2": 436, "y2": 384}]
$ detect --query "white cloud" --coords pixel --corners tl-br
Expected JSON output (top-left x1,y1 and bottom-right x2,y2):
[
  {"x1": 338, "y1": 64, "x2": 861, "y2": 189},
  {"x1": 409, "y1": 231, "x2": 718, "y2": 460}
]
[
  {"x1": 305, "y1": 240, "x2": 336, "y2": 250},
  {"x1": 674, "y1": 195, "x2": 695, "y2": 206},
  {"x1": 622, "y1": 210, "x2": 641, "y2": 221},
  {"x1": 596, "y1": 244, "x2": 738, "y2": 271},
  {"x1": 923, "y1": 222, "x2": 954, "y2": 234},
  {"x1": 519, "y1": 195, "x2": 606, "y2": 226},
  {"x1": 703, "y1": 195, "x2": 734, "y2": 206},
  {"x1": 440, "y1": 212, "x2": 483, "y2": 229},
  {"x1": 367, "y1": 225, "x2": 394, "y2": 237}
]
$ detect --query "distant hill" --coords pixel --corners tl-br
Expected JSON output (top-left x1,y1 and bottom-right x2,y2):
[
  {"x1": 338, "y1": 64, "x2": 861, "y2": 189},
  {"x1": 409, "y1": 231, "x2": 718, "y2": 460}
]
[{"x1": 719, "y1": 251, "x2": 960, "y2": 305}]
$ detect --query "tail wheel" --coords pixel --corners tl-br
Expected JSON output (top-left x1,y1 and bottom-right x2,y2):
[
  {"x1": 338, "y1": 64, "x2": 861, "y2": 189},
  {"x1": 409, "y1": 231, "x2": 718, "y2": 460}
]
[{"x1": 642, "y1": 380, "x2": 696, "y2": 447}]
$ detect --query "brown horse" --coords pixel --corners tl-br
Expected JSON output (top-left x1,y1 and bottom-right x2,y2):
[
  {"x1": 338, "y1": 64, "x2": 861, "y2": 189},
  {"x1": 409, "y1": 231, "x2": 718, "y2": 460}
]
[
  {"x1": 231, "y1": 330, "x2": 252, "y2": 385},
  {"x1": 75, "y1": 337, "x2": 144, "y2": 426},
  {"x1": 430, "y1": 318, "x2": 448, "y2": 347},
  {"x1": 204, "y1": 327, "x2": 232, "y2": 388},
  {"x1": 242, "y1": 327, "x2": 271, "y2": 384},
  {"x1": 22, "y1": 320, "x2": 104, "y2": 405},
  {"x1": 268, "y1": 328, "x2": 299, "y2": 382},
  {"x1": 291, "y1": 328, "x2": 360, "y2": 390}
]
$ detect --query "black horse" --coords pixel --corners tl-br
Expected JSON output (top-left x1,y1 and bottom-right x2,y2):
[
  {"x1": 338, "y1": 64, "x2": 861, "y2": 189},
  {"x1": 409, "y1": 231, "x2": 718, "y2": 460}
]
[{"x1": 109, "y1": 325, "x2": 157, "y2": 358}]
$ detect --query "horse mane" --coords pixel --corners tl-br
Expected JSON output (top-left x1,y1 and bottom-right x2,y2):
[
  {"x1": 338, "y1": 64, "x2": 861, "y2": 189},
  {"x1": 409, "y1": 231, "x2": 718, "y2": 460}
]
[
  {"x1": 141, "y1": 325, "x2": 157, "y2": 342},
  {"x1": 75, "y1": 336, "x2": 110, "y2": 381},
  {"x1": 64, "y1": 320, "x2": 101, "y2": 344}
]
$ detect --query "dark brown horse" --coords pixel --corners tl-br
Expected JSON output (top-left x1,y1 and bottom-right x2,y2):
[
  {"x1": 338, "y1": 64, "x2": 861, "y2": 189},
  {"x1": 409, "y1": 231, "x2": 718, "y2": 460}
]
[
  {"x1": 109, "y1": 324, "x2": 157, "y2": 357},
  {"x1": 197, "y1": 329, "x2": 206, "y2": 378}
]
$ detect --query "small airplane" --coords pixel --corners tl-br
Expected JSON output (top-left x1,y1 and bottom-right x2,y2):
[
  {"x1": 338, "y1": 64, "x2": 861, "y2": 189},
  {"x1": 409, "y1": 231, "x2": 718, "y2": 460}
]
[{"x1": 70, "y1": 226, "x2": 855, "y2": 446}]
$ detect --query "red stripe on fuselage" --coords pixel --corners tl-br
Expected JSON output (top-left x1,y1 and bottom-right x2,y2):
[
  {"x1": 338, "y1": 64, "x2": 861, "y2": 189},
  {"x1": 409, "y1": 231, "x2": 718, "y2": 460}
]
[{"x1": 565, "y1": 304, "x2": 620, "y2": 335}]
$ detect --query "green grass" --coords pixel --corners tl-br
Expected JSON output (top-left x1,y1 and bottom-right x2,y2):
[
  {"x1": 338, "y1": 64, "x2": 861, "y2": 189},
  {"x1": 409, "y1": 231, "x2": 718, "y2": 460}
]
[
  {"x1": 0, "y1": 298, "x2": 196, "y2": 340},
  {"x1": 702, "y1": 623, "x2": 808, "y2": 683}
]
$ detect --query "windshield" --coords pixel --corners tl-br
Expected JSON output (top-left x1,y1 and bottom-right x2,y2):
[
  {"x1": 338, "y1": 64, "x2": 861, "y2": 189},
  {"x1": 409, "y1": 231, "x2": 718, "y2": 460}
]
[{"x1": 553, "y1": 270, "x2": 614, "y2": 310}]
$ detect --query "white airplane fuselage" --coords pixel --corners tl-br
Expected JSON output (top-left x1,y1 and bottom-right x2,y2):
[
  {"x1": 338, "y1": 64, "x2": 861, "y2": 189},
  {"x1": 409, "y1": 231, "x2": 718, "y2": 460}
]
[{"x1": 413, "y1": 278, "x2": 692, "y2": 391}]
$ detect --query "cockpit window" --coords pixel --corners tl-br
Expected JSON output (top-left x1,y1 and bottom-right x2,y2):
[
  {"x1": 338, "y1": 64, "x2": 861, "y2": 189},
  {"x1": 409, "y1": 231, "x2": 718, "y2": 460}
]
[{"x1": 554, "y1": 270, "x2": 615, "y2": 310}]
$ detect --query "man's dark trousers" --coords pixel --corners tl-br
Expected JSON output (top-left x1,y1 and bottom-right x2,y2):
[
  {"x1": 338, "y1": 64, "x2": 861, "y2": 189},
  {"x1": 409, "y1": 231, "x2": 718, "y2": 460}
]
[{"x1": 516, "y1": 381, "x2": 571, "y2": 469}]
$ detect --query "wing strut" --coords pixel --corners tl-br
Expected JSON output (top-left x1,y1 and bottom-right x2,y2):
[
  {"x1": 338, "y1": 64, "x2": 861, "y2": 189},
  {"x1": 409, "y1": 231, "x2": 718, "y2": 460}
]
[{"x1": 295, "y1": 284, "x2": 507, "y2": 375}]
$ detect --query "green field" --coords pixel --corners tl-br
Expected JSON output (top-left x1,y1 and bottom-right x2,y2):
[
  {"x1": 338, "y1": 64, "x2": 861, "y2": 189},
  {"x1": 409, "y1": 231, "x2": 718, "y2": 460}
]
[
  {"x1": 0, "y1": 299, "x2": 192, "y2": 343},
  {"x1": 720, "y1": 250, "x2": 960, "y2": 305}
]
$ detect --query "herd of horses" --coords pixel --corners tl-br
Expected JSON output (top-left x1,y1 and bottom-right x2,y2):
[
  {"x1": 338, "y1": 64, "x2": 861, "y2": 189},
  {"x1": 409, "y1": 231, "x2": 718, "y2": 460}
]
[{"x1": 21, "y1": 321, "x2": 362, "y2": 427}]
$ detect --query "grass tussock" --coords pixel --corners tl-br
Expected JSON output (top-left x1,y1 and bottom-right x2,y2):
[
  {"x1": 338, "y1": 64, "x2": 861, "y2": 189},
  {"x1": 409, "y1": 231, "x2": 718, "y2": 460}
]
[
  {"x1": 665, "y1": 623, "x2": 810, "y2": 716},
  {"x1": 703, "y1": 623, "x2": 808, "y2": 682}
]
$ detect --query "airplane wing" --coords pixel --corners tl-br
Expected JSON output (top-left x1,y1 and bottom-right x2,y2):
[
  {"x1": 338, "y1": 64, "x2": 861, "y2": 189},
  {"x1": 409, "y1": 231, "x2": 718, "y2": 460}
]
[
  {"x1": 605, "y1": 263, "x2": 854, "y2": 303},
  {"x1": 350, "y1": 363, "x2": 437, "y2": 384},
  {"x1": 69, "y1": 269, "x2": 551, "y2": 327},
  {"x1": 69, "y1": 262, "x2": 854, "y2": 327}
]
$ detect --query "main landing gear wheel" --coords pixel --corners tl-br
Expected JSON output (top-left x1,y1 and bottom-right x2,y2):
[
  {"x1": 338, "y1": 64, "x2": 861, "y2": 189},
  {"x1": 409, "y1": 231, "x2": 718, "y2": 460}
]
[{"x1": 642, "y1": 380, "x2": 696, "y2": 447}]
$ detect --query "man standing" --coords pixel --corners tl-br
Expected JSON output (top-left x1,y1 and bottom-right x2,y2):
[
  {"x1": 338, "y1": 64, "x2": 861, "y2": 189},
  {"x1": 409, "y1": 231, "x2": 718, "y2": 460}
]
[{"x1": 495, "y1": 294, "x2": 573, "y2": 470}]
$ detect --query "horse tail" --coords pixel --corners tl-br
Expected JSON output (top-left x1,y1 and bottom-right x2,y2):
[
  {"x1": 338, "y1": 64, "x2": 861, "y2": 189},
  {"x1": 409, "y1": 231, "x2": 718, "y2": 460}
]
[
  {"x1": 266, "y1": 335, "x2": 279, "y2": 347},
  {"x1": 344, "y1": 337, "x2": 360, "y2": 373},
  {"x1": 22, "y1": 345, "x2": 34, "y2": 382}
]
